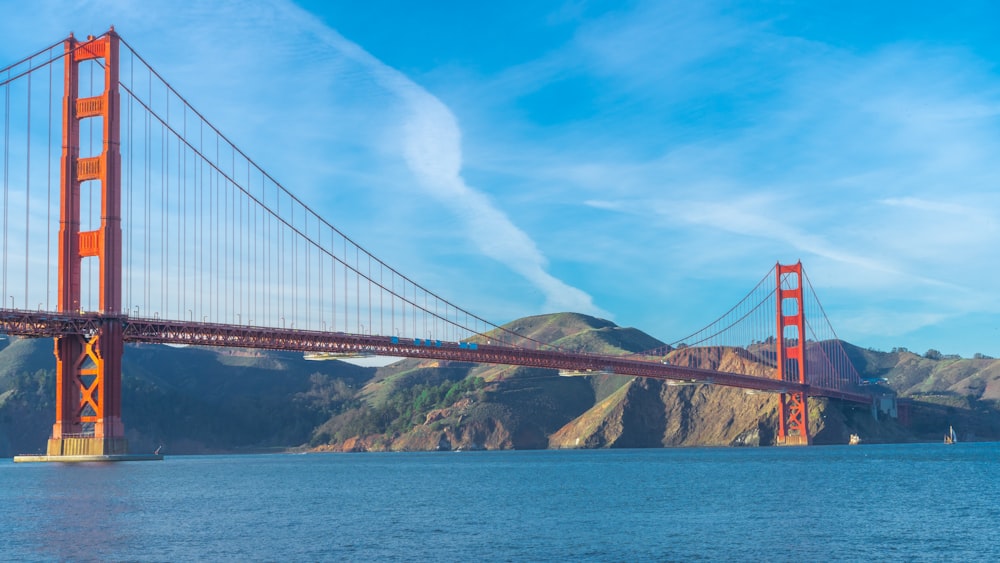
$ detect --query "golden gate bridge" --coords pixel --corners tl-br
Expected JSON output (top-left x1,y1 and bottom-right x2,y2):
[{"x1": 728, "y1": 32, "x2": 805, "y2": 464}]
[{"x1": 0, "y1": 29, "x2": 874, "y2": 460}]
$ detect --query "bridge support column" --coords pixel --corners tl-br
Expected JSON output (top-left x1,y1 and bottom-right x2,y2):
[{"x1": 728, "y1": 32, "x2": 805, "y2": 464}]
[
  {"x1": 777, "y1": 392, "x2": 809, "y2": 446},
  {"x1": 775, "y1": 262, "x2": 810, "y2": 446},
  {"x1": 45, "y1": 30, "x2": 131, "y2": 458}
]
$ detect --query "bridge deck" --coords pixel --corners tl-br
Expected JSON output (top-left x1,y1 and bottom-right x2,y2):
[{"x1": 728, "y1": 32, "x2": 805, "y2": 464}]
[{"x1": 1, "y1": 309, "x2": 872, "y2": 404}]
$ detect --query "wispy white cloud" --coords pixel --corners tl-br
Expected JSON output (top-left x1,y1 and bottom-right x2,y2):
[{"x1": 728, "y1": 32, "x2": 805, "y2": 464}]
[
  {"x1": 880, "y1": 197, "x2": 984, "y2": 217},
  {"x1": 274, "y1": 7, "x2": 609, "y2": 317}
]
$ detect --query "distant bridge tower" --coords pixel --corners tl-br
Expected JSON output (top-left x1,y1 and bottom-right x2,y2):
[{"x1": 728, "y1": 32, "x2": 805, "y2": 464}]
[
  {"x1": 775, "y1": 262, "x2": 809, "y2": 445},
  {"x1": 49, "y1": 30, "x2": 127, "y2": 456}
]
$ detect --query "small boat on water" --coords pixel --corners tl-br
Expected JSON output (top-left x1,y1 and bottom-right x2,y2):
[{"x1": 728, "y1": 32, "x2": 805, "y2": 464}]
[
  {"x1": 848, "y1": 434, "x2": 861, "y2": 445},
  {"x1": 944, "y1": 426, "x2": 957, "y2": 445}
]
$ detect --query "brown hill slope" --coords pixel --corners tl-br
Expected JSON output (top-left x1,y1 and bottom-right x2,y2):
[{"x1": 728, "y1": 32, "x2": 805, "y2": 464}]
[
  {"x1": 311, "y1": 314, "x2": 957, "y2": 451},
  {"x1": 311, "y1": 312, "x2": 665, "y2": 451}
]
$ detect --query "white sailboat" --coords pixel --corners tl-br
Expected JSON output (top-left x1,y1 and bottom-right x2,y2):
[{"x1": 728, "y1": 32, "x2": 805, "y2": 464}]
[{"x1": 944, "y1": 425, "x2": 957, "y2": 444}]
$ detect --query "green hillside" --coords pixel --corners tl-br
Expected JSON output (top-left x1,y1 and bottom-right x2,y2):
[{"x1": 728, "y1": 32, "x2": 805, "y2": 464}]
[{"x1": 0, "y1": 338, "x2": 375, "y2": 457}]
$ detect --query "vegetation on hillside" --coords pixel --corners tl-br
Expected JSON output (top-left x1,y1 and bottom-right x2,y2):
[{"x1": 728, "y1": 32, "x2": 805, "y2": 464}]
[{"x1": 310, "y1": 376, "x2": 486, "y2": 444}]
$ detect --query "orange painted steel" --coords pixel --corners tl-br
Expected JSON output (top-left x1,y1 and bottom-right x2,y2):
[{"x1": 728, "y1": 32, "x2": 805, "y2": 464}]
[
  {"x1": 775, "y1": 262, "x2": 810, "y2": 445},
  {"x1": 50, "y1": 30, "x2": 126, "y2": 454}
]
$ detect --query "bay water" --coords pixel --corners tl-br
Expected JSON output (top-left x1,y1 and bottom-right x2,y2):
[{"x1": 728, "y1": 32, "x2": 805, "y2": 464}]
[{"x1": 3, "y1": 443, "x2": 999, "y2": 561}]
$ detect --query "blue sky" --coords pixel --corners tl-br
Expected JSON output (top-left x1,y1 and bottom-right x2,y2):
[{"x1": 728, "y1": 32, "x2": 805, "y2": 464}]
[{"x1": 3, "y1": 0, "x2": 1000, "y2": 357}]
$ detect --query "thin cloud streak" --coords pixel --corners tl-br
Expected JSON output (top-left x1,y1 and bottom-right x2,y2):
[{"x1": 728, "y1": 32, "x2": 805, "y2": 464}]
[{"x1": 278, "y1": 3, "x2": 609, "y2": 318}]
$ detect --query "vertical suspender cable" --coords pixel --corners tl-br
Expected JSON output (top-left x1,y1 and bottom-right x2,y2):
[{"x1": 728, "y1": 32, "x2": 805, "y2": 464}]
[
  {"x1": 126, "y1": 53, "x2": 133, "y2": 314},
  {"x1": 355, "y1": 246, "x2": 360, "y2": 332},
  {"x1": 317, "y1": 214, "x2": 322, "y2": 329},
  {"x1": 277, "y1": 185, "x2": 282, "y2": 326},
  {"x1": 266, "y1": 173, "x2": 271, "y2": 325},
  {"x1": 161, "y1": 91, "x2": 167, "y2": 317},
  {"x1": 335, "y1": 230, "x2": 341, "y2": 331},
  {"x1": 343, "y1": 237, "x2": 347, "y2": 331},
  {"x1": 379, "y1": 261, "x2": 383, "y2": 336},
  {"x1": 144, "y1": 64, "x2": 150, "y2": 315},
  {"x1": 232, "y1": 147, "x2": 237, "y2": 322},
  {"x1": 247, "y1": 160, "x2": 252, "y2": 326},
  {"x1": 368, "y1": 254, "x2": 372, "y2": 336},
  {"x1": 47, "y1": 56, "x2": 53, "y2": 310},
  {"x1": 227, "y1": 143, "x2": 231, "y2": 322},
  {"x1": 246, "y1": 160, "x2": 252, "y2": 326},
  {"x1": 176, "y1": 128, "x2": 181, "y2": 319},
  {"x1": 24, "y1": 65, "x2": 31, "y2": 308},
  {"x1": 214, "y1": 135, "x2": 219, "y2": 321},
  {"x1": 5, "y1": 69, "x2": 12, "y2": 306},
  {"x1": 238, "y1": 149, "x2": 244, "y2": 322},
  {"x1": 304, "y1": 209, "x2": 309, "y2": 329},
  {"x1": 180, "y1": 105, "x2": 185, "y2": 319},
  {"x1": 195, "y1": 121, "x2": 208, "y2": 320}
]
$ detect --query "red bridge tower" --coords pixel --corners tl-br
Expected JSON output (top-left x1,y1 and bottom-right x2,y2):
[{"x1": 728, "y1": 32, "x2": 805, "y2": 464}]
[
  {"x1": 48, "y1": 30, "x2": 127, "y2": 456},
  {"x1": 775, "y1": 262, "x2": 809, "y2": 445}
]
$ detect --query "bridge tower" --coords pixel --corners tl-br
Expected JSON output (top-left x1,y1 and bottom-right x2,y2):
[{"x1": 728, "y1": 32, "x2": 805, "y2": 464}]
[
  {"x1": 48, "y1": 30, "x2": 127, "y2": 456},
  {"x1": 775, "y1": 262, "x2": 810, "y2": 445}
]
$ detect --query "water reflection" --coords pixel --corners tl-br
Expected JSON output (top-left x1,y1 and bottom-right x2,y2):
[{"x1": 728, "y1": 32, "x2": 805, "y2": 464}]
[{"x1": 15, "y1": 462, "x2": 139, "y2": 561}]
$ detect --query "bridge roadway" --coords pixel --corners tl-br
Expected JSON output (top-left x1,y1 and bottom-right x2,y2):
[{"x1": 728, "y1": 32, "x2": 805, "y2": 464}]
[{"x1": 0, "y1": 308, "x2": 872, "y2": 404}]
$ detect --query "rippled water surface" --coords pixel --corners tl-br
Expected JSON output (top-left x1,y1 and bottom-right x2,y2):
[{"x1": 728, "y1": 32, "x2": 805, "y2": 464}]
[{"x1": 3, "y1": 443, "x2": 999, "y2": 561}]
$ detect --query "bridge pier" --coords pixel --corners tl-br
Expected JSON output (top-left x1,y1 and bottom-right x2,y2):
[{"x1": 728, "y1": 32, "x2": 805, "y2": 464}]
[
  {"x1": 46, "y1": 320, "x2": 128, "y2": 457},
  {"x1": 776, "y1": 391, "x2": 810, "y2": 446}
]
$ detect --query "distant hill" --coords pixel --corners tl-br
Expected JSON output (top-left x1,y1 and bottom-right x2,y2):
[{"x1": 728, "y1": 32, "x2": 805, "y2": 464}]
[
  {"x1": 842, "y1": 343, "x2": 1000, "y2": 402},
  {"x1": 840, "y1": 342, "x2": 1000, "y2": 441},
  {"x1": 0, "y1": 337, "x2": 374, "y2": 457},
  {"x1": 2, "y1": 313, "x2": 999, "y2": 456}
]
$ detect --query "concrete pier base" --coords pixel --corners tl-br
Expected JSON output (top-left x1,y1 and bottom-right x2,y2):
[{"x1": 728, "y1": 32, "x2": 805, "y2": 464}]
[
  {"x1": 46, "y1": 436, "x2": 129, "y2": 456},
  {"x1": 13, "y1": 453, "x2": 163, "y2": 463}
]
